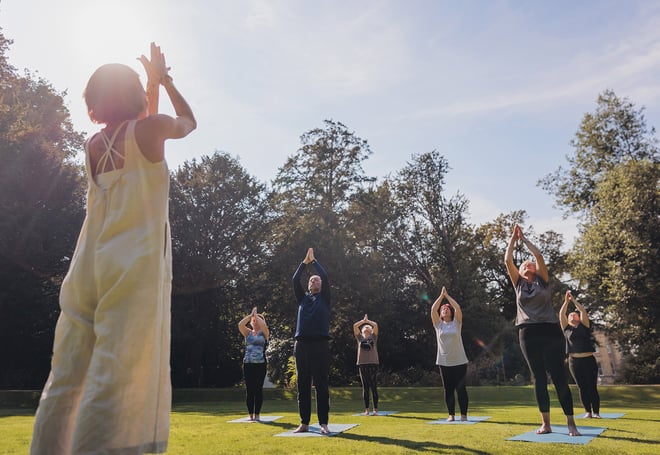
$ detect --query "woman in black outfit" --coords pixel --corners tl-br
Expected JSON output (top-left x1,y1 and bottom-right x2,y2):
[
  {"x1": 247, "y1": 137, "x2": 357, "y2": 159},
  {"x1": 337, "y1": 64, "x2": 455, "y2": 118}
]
[
  {"x1": 505, "y1": 224, "x2": 580, "y2": 436},
  {"x1": 560, "y1": 291, "x2": 601, "y2": 419}
]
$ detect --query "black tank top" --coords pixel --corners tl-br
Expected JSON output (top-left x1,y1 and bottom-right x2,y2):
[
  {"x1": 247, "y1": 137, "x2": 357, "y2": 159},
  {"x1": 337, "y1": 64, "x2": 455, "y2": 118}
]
[{"x1": 564, "y1": 323, "x2": 595, "y2": 353}]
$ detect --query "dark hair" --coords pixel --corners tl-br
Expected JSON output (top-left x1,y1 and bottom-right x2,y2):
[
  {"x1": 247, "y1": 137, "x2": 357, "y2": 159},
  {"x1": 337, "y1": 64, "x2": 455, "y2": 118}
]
[
  {"x1": 84, "y1": 63, "x2": 147, "y2": 124},
  {"x1": 440, "y1": 303, "x2": 455, "y2": 321}
]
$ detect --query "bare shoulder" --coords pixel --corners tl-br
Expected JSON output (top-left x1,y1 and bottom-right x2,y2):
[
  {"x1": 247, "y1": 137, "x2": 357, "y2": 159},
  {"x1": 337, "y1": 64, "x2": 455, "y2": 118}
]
[{"x1": 134, "y1": 115, "x2": 172, "y2": 163}]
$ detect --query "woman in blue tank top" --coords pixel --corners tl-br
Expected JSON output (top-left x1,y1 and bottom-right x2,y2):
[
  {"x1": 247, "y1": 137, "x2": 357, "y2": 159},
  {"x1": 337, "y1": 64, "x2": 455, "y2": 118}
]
[{"x1": 238, "y1": 307, "x2": 269, "y2": 421}]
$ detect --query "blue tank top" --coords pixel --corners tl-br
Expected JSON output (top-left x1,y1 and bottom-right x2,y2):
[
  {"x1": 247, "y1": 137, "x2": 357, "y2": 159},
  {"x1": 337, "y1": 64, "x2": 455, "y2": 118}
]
[{"x1": 244, "y1": 331, "x2": 267, "y2": 363}]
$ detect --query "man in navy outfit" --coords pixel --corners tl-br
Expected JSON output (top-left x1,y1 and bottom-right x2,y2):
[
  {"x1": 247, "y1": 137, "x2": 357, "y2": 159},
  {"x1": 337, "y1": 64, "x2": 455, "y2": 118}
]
[{"x1": 292, "y1": 248, "x2": 331, "y2": 434}]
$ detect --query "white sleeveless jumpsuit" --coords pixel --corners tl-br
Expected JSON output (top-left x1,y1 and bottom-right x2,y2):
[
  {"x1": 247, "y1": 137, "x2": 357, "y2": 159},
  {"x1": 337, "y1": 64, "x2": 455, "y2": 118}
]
[{"x1": 31, "y1": 120, "x2": 172, "y2": 454}]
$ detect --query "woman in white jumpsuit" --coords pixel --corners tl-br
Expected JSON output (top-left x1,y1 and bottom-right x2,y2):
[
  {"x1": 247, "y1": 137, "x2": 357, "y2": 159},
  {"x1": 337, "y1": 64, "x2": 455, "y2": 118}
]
[{"x1": 30, "y1": 43, "x2": 196, "y2": 455}]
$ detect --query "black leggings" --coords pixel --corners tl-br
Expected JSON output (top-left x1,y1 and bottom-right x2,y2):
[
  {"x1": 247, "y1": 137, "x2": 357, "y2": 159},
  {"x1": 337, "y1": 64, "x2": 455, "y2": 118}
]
[
  {"x1": 294, "y1": 339, "x2": 330, "y2": 425},
  {"x1": 569, "y1": 355, "x2": 600, "y2": 414},
  {"x1": 358, "y1": 364, "x2": 379, "y2": 409},
  {"x1": 439, "y1": 363, "x2": 468, "y2": 416},
  {"x1": 519, "y1": 323, "x2": 574, "y2": 415},
  {"x1": 243, "y1": 362, "x2": 267, "y2": 415}
]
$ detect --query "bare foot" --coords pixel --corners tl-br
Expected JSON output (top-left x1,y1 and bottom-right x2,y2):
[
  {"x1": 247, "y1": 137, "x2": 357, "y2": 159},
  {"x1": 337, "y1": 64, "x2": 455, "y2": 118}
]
[
  {"x1": 460, "y1": 415, "x2": 468, "y2": 422},
  {"x1": 372, "y1": 410, "x2": 379, "y2": 416},
  {"x1": 319, "y1": 424, "x2": 330, "y2": 435},
  {"x1": 254, "y1": 414, "x2": 261, "y2": 422},
  {"x1": 593, "y1": 414, "x2": 601, "y2": 419},
  {"x1": 584, "y1": 412, "x2": 592, "y2": 418},
  {"x1": 535, "y1": 425, "x2": 552, "y2": 434},
  {"x1": 293, "y1": 424, "x2": 309, "y2": 433},
  {"x1": 363, "y1": 409, "x2": 370, "y2": 416},
  {"x1": 567, "y1": 416, "x2": 582, "y2": 436},
  {"x1": 446, "y1": 416, "x2": 455, "y2": 422},
  {"x1": 248, "y1": 414, "x2": 254, "y2": 421}
]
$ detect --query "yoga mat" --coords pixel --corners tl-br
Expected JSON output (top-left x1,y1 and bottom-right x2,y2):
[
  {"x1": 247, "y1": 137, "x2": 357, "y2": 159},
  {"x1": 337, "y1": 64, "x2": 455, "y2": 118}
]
[
  {"x1": 428, "y1": 416, "x2": 491, "y2": 425},
  {"x1": 577, "y1": 412, "x2": 624, "y2": 419},
  {"x1": 351, "y1": 411, "x2": 399, "y2": 416},
  {"x1": 228, "y1": 415, "x2": 283, "y2": 423},
  {"x1": 508, "y1": 426, "x2": 606, "y2": 444},
  {"x1": 275, "y1": 423, "x2": 359, "y2": 437}
]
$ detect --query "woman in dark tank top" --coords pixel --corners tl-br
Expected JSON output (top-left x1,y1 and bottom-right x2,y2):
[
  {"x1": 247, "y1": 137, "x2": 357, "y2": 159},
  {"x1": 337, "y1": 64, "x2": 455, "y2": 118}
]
[{"x1": 560, "y1": 291, "x2": 601, "y2": 418}]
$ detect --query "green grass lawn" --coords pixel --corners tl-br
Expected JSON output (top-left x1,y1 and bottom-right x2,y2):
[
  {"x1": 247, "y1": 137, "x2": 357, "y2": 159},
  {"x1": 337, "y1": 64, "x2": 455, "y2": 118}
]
[{"x1": 2, "y1": 386, "x2": 658, "y2": 454}]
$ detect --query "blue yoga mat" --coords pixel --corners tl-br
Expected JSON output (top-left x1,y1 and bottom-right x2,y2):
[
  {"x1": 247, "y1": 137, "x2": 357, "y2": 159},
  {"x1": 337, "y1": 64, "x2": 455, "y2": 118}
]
[
  {"x1": 228, "y1": 415, "x2": 283, "y2": 423},
  {"x1": 508, "y1": 425, "x2": 606, "y2": 444},
  {"x1": 577, "y1": 412, "x2": 624, "y2": 419},
  {"x1": 428, "y1": 416, "x2": 491, "y2": 425},
  {"x1": 275, "y1": 423, "x2": 359, "y2": 437},
  {"x1": 351, "y1": 411, "x2": 398, "y2": 416}
]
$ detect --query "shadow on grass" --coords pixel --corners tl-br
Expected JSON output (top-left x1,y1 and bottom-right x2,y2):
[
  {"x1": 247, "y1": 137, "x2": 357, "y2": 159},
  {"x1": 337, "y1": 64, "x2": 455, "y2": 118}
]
[
  {"x1": 618, "y1": 416, "x2": 660, "y2": 422},
  {"x1": 599, "y1": 434, "x2": 660, "y2": 445},
  {"x1": 335, "y1": 431, "x2": 490, "y2": 454}
]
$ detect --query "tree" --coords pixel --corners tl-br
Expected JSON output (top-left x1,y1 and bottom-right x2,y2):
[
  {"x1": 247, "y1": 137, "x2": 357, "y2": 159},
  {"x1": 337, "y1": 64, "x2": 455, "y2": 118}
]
[
  {"x1": 0, "y1": 29, "x2": 86, "y2": 388},
  {"x1": 542, "y1": 90, "x2": 660, "y2": 383},
  {"x1": 168, "y1": 152, "x2": 271, "y2": 387},
  {"x1": 541, "y1": 89, "x2": 658, "y2": 216},
  {"x1": 569, "y1": 159, "x2": 659, "y2": 382}
]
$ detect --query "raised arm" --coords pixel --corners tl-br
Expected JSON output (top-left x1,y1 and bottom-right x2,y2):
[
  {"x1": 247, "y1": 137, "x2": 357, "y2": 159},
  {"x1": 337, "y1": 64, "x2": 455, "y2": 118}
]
[
  {"x1": 518, "y1": 227, "x2": 548, "y2": 283},
  {"x1": 238, "y1": 310, "x2": 253, "y2": 338},
  {"x1": 572, "y1": 295, "x2": 590, "y2": 328},
  {"x1": 356, "y1": 314, "x2": 379, "y2": 336},
  {"x1": 365, "y1": 317, "x2": 379, "y2": 336},
  {"x1": 257, "y1": 314, "x2": 270, "y2": 340},
  {"x1": 559, "y1": 290, "x2": 571, "y2": 330},
  {"x1": 430, "y1": 287, "x2": 446, "y2": 326},
  {"x1": 353, "y1": 319, "x2": 363, "y2": 336},
  {"x1": 310, "y1": 249, "x2": 331, "y2": 304},
  {"x1": 138, "y1": 42, "x2": 161, "y2": 116},
  {"x1": 292, "y1": 262, "x2": 307, "y2": 303},
  {"x1": 505, "y1": 225, "x2": 521, "y2": 287},
  {"x1": 135, "y1": 42, "x2": 197, "y2": 162},
  {"x1": 444, "y1": 290, "x2": 463, "y2": 324}
]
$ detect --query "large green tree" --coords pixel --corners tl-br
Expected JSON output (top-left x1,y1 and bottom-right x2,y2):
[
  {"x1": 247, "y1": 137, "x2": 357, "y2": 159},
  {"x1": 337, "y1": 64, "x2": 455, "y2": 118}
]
[
  {"x1": 569, "y1": 159, "x2": 659, "y2": 382},
  {"x1": 168, "y1": 152, "x2": 271, "y2": 387},
  {"x1": 542, "y1": 90, "x2": 660, "y2": 383},
  {"x1": 0, "y1": 29, "x2": 86, "y2": 388}
]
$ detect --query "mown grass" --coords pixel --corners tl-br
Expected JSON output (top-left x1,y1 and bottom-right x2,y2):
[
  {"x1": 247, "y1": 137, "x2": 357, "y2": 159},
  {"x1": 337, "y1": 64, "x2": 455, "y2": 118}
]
[{"x1": 1, "y1": 386, "x2": 658, "y2": 454}]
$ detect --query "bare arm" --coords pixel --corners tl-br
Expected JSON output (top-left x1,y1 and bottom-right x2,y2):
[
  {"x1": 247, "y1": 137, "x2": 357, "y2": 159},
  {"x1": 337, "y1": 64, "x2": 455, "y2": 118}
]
[
  {"x1": 353, "y1": 319, "x2": 362, "y2": 337},
  {"x1": 430, "y1": 287, "x2": 446, "y2": 326},
  {"x1": 444, "y1": 291, "x2": 463, "y2": 324},
  {"x1": 363, "y1": 314, "x2": 379, "y2": 336},
  {"x1": 238, "y1": 314, "x2": 251, "y2": 338},
  {"x1": 138, "y1": 42, "x2": 162, "y2": 116},
  {"x1": 505, "y1": 225, "x2": 520, "y2": 287},
  {"x1": 135, "y1": 43, "x2": 197, "y2": 162},
  {"x1": 519, "y1": 227, "x2": 548, "y2": 283},
  {"x1": 257, "y1": 315, "x2": 270, "y2": 340},
  {"x1": 559, "y1": 290, "x2": 571, "y2": 330},
  {"x1": 572, "y1": 296, "x2": 590, "y2": 328}
]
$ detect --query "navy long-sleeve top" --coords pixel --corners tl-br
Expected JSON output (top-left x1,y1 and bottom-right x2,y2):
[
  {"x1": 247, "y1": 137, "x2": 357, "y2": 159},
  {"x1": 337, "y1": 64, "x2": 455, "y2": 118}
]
[{"x1": 293, "y1": 260, "x2": 331, "y2": 340}]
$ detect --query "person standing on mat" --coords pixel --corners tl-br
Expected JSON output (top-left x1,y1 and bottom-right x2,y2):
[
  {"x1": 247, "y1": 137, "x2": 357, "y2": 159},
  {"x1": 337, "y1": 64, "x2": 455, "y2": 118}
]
[
  {"x1": 238, "y1": 307, "x2": 270, "y2": 421},
  {"x1": 560, "y1": 291, "x2": 601, "y2": 419},
  {"x1": 30, "y1": 43, "x2": 196, "y2": 454},
  {"x1": 431, "y1": 286, "x2": 469, "y2": 422},
  {"x1": 353, "y1": 314, "x2": 380, "y2": 416},
  {"x1": 505, "y1": 224, "x2": 581, "y2": 436},
  {"x1": 292, "y1": 248, "x2": 331, "y2": 434}
]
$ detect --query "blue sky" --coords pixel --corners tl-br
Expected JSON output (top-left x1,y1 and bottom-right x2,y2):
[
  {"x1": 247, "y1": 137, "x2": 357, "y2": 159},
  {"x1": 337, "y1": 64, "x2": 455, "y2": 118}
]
[{"x1": 2, "y1": 0, "x2": 660, "y2": 247}]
